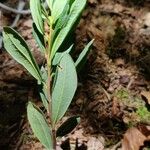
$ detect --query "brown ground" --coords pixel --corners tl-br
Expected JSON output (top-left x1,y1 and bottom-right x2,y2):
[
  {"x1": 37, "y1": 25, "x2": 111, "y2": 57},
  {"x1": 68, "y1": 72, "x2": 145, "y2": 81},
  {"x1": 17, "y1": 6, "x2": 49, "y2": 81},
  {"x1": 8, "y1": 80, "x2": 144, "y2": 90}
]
[{"x1": 0, "y1": 0, "x2": 150, "y2": 149}]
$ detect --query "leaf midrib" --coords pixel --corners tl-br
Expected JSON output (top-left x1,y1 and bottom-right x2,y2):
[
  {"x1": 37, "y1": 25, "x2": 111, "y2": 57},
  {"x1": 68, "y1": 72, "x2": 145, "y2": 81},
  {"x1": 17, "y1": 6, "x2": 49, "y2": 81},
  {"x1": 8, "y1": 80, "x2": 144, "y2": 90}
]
[
  {"x1": 53, "y1": 58, "x2": 67, "y2": 124},
  {"x1": 51, "y1": 0, "x2": 86, "y2": 58},
  {"x1": 7, "y1": 33, "x2": 42, "y2": 81},
  {"x1": 31, "y1": 107, "x2": 51, "y2": 149}
]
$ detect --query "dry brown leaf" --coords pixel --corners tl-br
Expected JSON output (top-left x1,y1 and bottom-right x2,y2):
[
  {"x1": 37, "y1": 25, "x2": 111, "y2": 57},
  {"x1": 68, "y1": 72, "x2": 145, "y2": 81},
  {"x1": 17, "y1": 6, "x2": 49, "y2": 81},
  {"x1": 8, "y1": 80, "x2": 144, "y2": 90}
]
[
  {"x1": 114, "y1": 58, "x2": 125, "y2": 67},
  {"x1": 22, "y1": 19, "x2": 32, "y2": 28},
  {"x1": 87, "y1": 137, "x2": 104, "y2": 150},
  {"x1": 122, "y1": 127, "x2": 146, "y2": 150},
  {"x1": 138, "y1": 125, "x2": 150, "y2": 140},
  {"x1": 146, "y1": 126, "x2": 150, "y2": 140},
  {"x1": 141, "y1": 91, "x2": 150, "y2": 105},
  {"x1": 112, "y1": 97, "x2": 120, "y2": 116}
]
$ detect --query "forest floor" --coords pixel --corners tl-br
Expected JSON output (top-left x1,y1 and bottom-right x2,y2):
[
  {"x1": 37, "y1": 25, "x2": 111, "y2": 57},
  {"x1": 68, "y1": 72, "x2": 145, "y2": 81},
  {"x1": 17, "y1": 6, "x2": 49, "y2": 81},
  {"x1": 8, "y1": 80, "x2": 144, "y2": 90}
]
[{"x1": 0, "y1": 0, "x2": 150, "y2": 149}]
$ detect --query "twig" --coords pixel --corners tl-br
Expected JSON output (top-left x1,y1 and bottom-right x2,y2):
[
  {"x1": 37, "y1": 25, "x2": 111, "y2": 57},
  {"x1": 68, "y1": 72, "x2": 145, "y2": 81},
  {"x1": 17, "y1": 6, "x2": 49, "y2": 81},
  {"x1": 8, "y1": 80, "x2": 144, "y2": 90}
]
[
  {"x1": 104, "y1": 142, "x2": 121, "y2": 150},
  {"x1": 0, "y1": 2, "x2": 30, "y2": 14},
  {"x1": 0, "y1": 1, "x2": 48, "y2": 15},
  {"x1": 111, "y1": 141, "x2": 122, "y2": 150},
  {"x1": 11, "y1": 0, "x2": 26, "y2": 28},
  {"x1": 0, "y1": 35, "x2": 2, "y2": 49},
  {"x1": 0, "y1": 1, "x2": 48, "y2": 49},
  {"x1": 127, "y1": 78, "x2": 134, "y2": 90},
  {"x1": 0, "y1": 1, "x2": 27, "y2": 49},
  {"x1": 98, "y1": 84, "x2": 111, "y2": 101}
]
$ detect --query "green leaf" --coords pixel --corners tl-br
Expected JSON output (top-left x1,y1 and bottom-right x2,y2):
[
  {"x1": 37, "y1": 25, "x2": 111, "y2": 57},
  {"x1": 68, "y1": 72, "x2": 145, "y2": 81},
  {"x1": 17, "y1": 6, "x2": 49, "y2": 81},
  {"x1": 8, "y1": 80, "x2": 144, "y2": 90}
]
[
  {"x1": 52, "y1": 45, "x2": 73, "y2": 66},
  {"x1": 32, "y1": 23, "x2": 46, "y2": 53},
  {"x1": 27, "y1": 102, "x2": 52, "y2": 149},
  {"x1": 75, "y1": 39, "x2": 94, "y2": 72},
  {"x1": 46, "y1": 0, "x2": 54, "y2": 10},
  {"x1": 52, "y1": 0, "x2": 68, "y2": 24},
  {"x1": 39, "y1": 67, "x2": 48, "y2": 110},
  {"x1": 30, "y1": 0, "x2": 44, "y2": 34},
  {"x1": 56, "y1": 116, "x2": 80, "y2": 137},
  {"x1": 3, "y1": 27, "x2": 42, "y2": 82},
  {"x1": 54, "y1": 4, "x2": 69, "y2": 30},
  {"x1": 52, "y1": 3, "x2": 69, "y2": 44},
  {"x1": 51, "y1": 0, "x2": 87, "y2": 58},
  {"x1": 52, "y1": 53, "x2": 77, "y2": 125},
  {"x1": 39, "y1": 84, "x2": 48, "y2": 111},
  {"x1": 39, "y1": 87, "x2": 48, "y2": 110}
]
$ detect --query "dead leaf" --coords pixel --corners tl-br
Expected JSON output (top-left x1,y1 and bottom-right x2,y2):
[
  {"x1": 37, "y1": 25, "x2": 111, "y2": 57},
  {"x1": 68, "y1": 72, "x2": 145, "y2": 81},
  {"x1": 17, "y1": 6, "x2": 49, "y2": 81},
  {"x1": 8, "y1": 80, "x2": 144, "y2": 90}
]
[
  {"x1": 144, "y1": 13, "x2": 150, "y2": 27},
  {"x1": 114, "y1": 58, "x2": 125, "y2": 67},
  {"x1": 141, "y1": 91, "x2": 150, "y2": 105},
  {"x1": 22, "y1": 19, "x2": 32, "y2": 28},
  {"x1": 138, "y1": 125, "x2": 150, "y2": 140},
  {"x1": 119, "y1": 75, "x2": 130, "y2": 84},
  {"x1": 112, "y1": 97, "x2": 120, "y2": 116},
  {"x1": 122, "y1": 127, "x2": 146, "y2": 150},
  {"x1": 87, "y1": 137, "x2": 104, "y2": 150}
]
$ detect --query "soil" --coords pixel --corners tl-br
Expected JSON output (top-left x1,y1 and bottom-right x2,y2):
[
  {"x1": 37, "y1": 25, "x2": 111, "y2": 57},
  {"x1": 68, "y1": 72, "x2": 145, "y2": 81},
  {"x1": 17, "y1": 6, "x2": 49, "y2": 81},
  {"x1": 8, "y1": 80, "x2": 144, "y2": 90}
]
[{"x1": 0, "y1": 0, "x2": 150, "y2": 150}]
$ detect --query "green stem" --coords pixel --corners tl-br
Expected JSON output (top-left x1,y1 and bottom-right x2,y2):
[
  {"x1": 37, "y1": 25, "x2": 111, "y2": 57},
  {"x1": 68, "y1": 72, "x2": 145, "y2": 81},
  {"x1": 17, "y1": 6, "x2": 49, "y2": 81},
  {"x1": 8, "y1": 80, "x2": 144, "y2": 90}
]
[
  {"x1": 46, "y1": 24, "x2": 52, "y2": 122},
  {"x1": 46, "y1": 22, "x2": 56, "y2": 150},
  {"x1": 47, "y1": 63, "x2": 57, "y2": 150},
  {"x1": 47, "y1": 62, "x2": 52, "y2": 120},
  {"x1": 52, "y1": 129, "x2": 56, "y2": 150}
]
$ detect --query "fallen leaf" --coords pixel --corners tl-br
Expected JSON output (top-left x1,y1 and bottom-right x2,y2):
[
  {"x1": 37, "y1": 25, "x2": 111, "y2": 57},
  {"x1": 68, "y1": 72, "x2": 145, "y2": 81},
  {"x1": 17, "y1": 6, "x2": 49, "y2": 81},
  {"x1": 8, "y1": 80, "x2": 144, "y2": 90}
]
[
  {"x1": 87, "y1": 137, "x2": 104, "y2": 150},
  {"x1": 119, "y1": 75, "x2": 130, "y2": 84},
  {"x1": 141, "y1": 91, "x2": 150, "y2": 105},
  {"x1": 138, "y1": 125, "x2": 150, "y2": 140},
  {"x1": 112, "y1": 97, "x2": 120, "y2": 116},
  {"x1": 114, "y1": 58, "x2": 125, "y2": 67},
  {"x1": 22, "y1": 19, "x2": 32, "y2": 28},
  {"x1": 122, "y1": 127, "x2": 146, "y2": 150}
]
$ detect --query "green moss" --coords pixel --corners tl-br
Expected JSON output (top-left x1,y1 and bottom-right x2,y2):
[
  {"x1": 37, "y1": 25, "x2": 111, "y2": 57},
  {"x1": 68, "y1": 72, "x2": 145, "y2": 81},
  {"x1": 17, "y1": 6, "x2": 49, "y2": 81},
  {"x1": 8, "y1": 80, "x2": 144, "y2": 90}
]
[
  {"x1": 125, "y1": 105, "x2": 150, "y2": 126},
  {"x1": 116, "y1": 89, "x2": 129, "y2": 99},
  {"x1": 116, "y1": 88, "x2": 144, "y2": 108},
  {"x1": 136, "y1": 106, "x2": 150, "y2": 123},
  {"x1": 143, "y1": 148, "x2": 150, "y2": 150},
  {"x1": 127, "y1": 121, "x2": 136, "y2": 128},
  {"x1": 115, "y1": 88, "x2": 150, "y2": 125}
]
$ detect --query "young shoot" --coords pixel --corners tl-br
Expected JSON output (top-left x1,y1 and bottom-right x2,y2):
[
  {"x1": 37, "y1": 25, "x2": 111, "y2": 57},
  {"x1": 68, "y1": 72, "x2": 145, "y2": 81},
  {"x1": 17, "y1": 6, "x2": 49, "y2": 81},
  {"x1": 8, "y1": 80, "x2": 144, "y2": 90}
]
[{"x1": 3, "y1": 0, "x2": 94, "y2": 149}]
